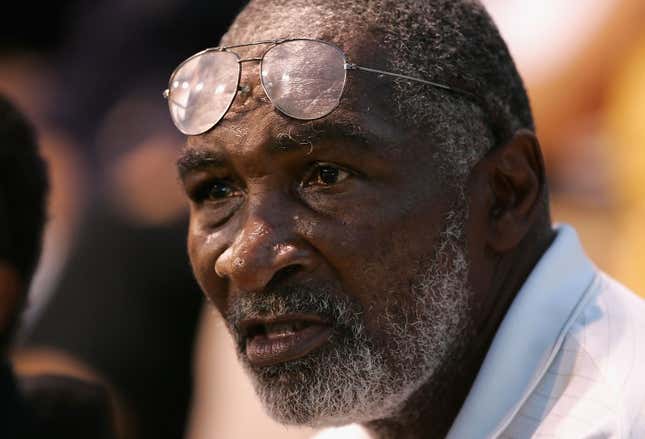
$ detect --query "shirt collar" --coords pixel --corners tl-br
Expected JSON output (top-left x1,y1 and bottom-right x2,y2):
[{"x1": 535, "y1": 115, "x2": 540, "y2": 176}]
[{"x1": 446, "y1": 224, "x2": 598, "y2": 439}]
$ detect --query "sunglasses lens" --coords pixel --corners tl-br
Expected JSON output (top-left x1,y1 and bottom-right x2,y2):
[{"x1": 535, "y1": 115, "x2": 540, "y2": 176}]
[
  {"x1": 261, "y1": 40, "x2": 346, "y2": 120},
  {"x1": 167, "y1": 51, "x2": 239, "y2": 135}
]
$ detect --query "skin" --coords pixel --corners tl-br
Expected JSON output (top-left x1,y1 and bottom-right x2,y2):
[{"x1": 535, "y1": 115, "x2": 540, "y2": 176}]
[{"x1": 180, "y1": 34, "x2": 554, "y2": 438}]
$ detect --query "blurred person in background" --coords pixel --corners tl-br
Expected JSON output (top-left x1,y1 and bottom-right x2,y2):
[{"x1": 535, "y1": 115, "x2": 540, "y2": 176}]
[
  {"x1": 170, "y1": 0, "x2": 645, "y2": 437},
  {"x1": 0, "y1": 94, "x2": 117, "y2": 439},
  {"x1": 1, "y1": 1, "x2": 247, "y2": 437},
  {"x1": 0, "y1": 96, "x2": 48, "y2": 363},
  {"x1": 23, "y1": 91, "x2": 203, "y2": 438}
]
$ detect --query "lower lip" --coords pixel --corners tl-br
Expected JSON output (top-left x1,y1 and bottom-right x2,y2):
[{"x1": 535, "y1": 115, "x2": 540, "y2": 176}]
[{"x1": 245, "y1": 324, "x2": 333, "y2": 367}]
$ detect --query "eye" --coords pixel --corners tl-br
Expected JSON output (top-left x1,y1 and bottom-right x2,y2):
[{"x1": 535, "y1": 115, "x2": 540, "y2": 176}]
[
  {"x1": 208, "y1": 181, "x2": 235, "y2": 199},
  {"x1": 190, "y1": 178, "x2": 241, "y2": 203},
  {"x1": 304, "y1": 163, "x2": 351, "y2": 187}
]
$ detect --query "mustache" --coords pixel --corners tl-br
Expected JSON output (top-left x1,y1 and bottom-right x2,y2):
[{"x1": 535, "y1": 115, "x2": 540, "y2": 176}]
[{"x1": 226, "y1": 284, "x2": 364, "y2": 339}]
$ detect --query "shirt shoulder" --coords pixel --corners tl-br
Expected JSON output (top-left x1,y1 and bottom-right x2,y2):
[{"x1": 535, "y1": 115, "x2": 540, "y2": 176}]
[{"x1": 502, "y1": 273, "x2": 645, "y2": 438}]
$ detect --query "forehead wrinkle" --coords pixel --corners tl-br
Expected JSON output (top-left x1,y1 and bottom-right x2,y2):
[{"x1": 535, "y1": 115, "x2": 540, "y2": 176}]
[
  {"x1": 267, "y1": 111, "x2": 400, "y2": 156},
  {"x1": 181, "y1": 103, "x2": 405, "y2": 173},
  {"x1": 178, "y1": 115, "x2": 254, "y2": 166}
]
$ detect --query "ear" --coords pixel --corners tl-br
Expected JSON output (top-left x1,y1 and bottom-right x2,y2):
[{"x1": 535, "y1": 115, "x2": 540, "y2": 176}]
[{"x1": 471, "y1": 129, "x2": 546, "y2": 253}]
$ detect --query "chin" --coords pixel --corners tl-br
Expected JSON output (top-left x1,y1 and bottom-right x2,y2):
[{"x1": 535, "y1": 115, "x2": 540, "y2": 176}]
[{"x1": 239, "y1": 330, "x2": 426, "y2": 429}]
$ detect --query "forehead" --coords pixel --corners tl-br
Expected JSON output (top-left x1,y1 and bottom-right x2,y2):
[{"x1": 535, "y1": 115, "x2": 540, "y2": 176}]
[
  {"x1": 182, "y1": 54, "x2": 410, "y2": 161},
  {"x1": 182, "y1": 106, "x2": 405, "y2": 165},
  {"x1": 177, "y1": 5, "x2": 437, "y2": 164}
]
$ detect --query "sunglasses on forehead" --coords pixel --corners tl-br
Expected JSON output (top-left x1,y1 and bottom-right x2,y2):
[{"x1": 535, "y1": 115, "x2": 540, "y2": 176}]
[{"x1": 163, "y1": 38, "x2": 475, "y2": 136}]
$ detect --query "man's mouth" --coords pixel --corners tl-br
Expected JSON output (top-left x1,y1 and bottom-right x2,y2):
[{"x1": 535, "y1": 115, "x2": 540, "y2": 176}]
[{"x1": 240, "y1": 315, "x2": 333, "y2": 367}]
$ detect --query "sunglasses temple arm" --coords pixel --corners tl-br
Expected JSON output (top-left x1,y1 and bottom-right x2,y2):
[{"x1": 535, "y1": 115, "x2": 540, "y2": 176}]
[{"x1": 345, "y1": 63, "x2": 462, "y2": 94}]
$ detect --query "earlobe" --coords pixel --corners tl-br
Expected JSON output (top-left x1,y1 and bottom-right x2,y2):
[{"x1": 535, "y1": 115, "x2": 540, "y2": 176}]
[{"x1": 484, "y1": 130, "x2": 545, "y2": 253}]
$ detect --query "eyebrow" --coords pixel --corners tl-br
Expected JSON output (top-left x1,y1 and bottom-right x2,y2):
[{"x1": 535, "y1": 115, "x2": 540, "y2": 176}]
[{"x1": 177, "y1": 149, "x2": 227, "y2": 179}]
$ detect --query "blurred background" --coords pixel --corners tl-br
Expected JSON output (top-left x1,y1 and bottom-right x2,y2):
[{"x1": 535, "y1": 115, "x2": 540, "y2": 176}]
[{"x1": 1, "y1": 0, "x2": 644, "y2": 438}]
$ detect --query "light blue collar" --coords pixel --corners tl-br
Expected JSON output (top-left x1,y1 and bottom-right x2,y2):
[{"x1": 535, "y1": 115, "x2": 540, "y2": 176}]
[{"x1": 446, "y1": 224, "x2": 598, "y2": 439}]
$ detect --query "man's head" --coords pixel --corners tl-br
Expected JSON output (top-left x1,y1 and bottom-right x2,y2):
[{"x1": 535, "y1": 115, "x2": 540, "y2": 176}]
[
  {"x1": 0, "y1": 95, "x2": 48, "y2": 350},
  {"x1": 178, "y1": 0, "x2": 549, "y2": 430}
]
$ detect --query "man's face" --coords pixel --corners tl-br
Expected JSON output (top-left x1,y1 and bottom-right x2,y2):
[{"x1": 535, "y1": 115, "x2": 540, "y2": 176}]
[{"x1": 181, "y1": 39, "x2": 477, "y2": 426}]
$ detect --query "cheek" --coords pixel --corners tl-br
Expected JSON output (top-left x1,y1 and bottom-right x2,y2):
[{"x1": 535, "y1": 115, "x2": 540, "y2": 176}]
[
  {"x1": 307, "y1": 198, "x2": 446, "y2": 325},
  {"x1": 187, "y1": 220, "x2": 228, "y2": 309}
]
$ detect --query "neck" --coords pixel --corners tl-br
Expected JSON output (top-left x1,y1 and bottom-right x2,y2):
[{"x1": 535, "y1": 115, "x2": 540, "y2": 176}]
[
  {"x1": 363, "y1": 225, "x2": 556, "y2": 438},
  {"x1": 363, "y1": 348, "x2": 486, "y2": 438}
]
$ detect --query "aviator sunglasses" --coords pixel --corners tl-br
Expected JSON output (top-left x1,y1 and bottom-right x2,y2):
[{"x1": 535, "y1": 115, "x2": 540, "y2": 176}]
[{"x1": 163, "y1": 38, "x2": 475, "y2": 136}]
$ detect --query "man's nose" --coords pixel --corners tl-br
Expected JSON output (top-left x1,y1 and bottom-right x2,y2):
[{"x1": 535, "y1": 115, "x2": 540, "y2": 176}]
[{"x1": 214, "y1": 203, "x2": 316, "y2": 292}]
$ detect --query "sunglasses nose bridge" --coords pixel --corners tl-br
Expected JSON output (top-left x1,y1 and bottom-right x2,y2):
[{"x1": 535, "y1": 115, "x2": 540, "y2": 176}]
[
  {"x1": 238, "y1": 57, "x2": 263, "y2": 63},
  {"x1": 237, "y1": 57, "x2": 264, "y2": 96}
]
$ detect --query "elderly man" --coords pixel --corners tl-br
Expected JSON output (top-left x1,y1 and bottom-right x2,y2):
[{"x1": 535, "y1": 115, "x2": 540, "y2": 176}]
[{"x1": 166, "y1": 1, "x2": 645, "y2": 437}]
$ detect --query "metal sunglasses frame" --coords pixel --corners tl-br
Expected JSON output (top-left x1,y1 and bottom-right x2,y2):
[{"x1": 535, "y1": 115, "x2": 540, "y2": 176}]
[{"x1": 163, "y1": 38, "x2": 477, "y2": 135}]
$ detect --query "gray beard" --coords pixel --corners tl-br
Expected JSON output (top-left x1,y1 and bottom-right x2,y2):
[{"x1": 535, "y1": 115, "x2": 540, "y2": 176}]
[{"x1": 225, "y1": 193, "x2": 473, "y2": 428}]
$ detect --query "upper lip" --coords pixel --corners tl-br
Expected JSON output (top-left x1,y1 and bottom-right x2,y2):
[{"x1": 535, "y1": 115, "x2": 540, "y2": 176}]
[{"x1": 238, "y1": 314, "x2": 330, "y2": 339}]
